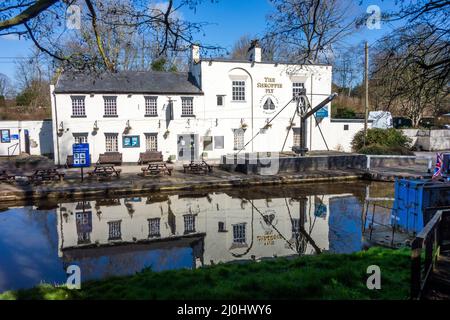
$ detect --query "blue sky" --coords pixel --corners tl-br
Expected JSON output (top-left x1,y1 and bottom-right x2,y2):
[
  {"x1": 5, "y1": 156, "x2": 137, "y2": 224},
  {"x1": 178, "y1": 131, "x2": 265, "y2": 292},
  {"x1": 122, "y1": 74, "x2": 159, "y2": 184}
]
[{"x1": 0, "y1": 0, "x2": 402, "y2": 83}]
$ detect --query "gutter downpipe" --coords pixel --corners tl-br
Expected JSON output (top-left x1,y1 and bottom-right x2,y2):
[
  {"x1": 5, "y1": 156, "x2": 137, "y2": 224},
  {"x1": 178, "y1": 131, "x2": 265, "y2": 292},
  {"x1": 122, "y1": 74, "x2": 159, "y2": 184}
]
[{"x1": 53, "y1": 91, "x2": 61, "y2": 167}]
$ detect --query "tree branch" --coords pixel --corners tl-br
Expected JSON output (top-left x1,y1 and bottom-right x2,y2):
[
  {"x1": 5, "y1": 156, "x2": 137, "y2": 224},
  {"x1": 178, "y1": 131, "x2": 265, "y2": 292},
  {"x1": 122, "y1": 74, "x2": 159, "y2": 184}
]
[{"x1": 0, "y1": 0, "x2": 59, "y2": 31}]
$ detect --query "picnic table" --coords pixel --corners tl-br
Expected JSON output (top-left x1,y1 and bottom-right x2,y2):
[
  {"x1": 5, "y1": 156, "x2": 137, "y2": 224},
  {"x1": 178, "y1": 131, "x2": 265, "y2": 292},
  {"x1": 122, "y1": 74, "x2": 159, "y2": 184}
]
[
  {"x1": 27, "y1": 168, "x2": 65, "y2": 183},
  {"x1": 183, "y1": 160, "x2": 213, "y2": 174},
  {"x1": 141, "y1": 162, "x2": 173, "y2": 176},
  {"x1": 88, "y1": 164, "x2": 121, "y2": 180},
  {"x1": 0, "y1": 170, "x2": 15, "y2": 183}
]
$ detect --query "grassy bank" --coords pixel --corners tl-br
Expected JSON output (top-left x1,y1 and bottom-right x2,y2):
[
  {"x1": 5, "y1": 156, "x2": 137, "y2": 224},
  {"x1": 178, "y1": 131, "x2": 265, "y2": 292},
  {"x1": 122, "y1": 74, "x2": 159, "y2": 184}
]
[{"x1": 0, "y1": 247, "x2": 411, "y2": 300}]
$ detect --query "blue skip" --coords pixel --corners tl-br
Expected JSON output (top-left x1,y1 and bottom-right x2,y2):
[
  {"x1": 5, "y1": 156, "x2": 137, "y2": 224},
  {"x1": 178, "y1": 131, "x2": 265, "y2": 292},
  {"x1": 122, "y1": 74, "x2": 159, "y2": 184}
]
[{"x1": 391, "y1": 178, "x2": 450, "y2": 234}]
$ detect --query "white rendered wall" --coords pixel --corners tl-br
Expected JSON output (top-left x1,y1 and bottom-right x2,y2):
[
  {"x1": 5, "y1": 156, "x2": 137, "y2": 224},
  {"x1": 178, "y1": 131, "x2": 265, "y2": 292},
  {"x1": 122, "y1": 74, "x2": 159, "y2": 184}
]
[{"x1": 0, "y1": 120, "x2": 53, "y2": 157}]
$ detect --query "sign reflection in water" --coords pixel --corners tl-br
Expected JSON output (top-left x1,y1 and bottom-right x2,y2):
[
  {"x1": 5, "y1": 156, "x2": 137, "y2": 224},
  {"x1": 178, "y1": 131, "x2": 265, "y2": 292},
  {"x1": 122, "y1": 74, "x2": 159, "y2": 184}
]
[{"x1": 0, "y1": 184, "x2": 368, "y2": 292}]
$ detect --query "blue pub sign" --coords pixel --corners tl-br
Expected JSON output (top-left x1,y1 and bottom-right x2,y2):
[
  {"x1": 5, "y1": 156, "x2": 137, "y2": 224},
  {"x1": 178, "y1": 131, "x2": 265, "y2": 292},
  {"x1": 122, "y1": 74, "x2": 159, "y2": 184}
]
[
  {"x1": 72, "y1": 143, "x2": 91, "y2": 167},
  {"x1": 315, "y1": 106, "x2": 329, "y2": 118}
]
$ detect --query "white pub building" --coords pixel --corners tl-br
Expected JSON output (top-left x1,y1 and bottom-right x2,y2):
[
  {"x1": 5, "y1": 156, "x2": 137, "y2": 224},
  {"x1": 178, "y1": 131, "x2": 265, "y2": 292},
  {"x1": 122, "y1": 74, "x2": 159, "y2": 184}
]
[{"x1": 50, "y1": 42, "x2": 364, "y2": 165}]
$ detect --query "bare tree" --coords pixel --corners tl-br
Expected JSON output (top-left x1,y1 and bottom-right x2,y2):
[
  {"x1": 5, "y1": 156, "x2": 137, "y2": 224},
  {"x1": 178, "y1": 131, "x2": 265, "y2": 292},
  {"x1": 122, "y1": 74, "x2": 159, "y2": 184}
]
[
  {"x1": 371, "y1": 27, "x2": 448, "y2": 126},
  {"x1": 0, "y1": 73, "x2": 13, "y2": 98},
  {"x1": 333, "y1": 45, "x2": 363, "y2": 97},
  {"x1": 0, "y1": 0, "x2": 221, "y2": 72},
  {"x1": 265, "y1": 0, "x2": 358, "y2": 64},
  {"x1": 377, "y1": 0, "x2": 450, "y2": 88}
]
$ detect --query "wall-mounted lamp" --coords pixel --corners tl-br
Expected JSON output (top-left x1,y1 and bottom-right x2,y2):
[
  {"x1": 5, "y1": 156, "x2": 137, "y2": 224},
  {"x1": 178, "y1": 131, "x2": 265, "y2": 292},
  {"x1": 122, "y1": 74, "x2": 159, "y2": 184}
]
[
  {"x1": 124, "y1": 120, "x2": 132, "y2": 134},
  {"x1": 90, "y1": 93, "x2": 95, "y2": 97},
  {"x1": 158, "y1": 120, "x2": 161, "y2": 128},
  {"x1": 127, "y1": 94, "x2": 132, "y2": 98},
  {"x1": 93, "y1": 121, "x2": 99, "y2": 131},
  {"x1": 216, "y1": 118, "x2": 219, "y2": 127},
  {"x1": 58, "y1": 121, "x2": 64, "y2": 134}
]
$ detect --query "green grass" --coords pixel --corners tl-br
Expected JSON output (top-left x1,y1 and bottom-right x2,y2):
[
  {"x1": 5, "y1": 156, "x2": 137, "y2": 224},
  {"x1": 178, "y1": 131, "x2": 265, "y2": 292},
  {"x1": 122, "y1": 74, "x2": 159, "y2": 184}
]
[{"x1": 0, "y1": 247, "x2": 411, "y2": 300}]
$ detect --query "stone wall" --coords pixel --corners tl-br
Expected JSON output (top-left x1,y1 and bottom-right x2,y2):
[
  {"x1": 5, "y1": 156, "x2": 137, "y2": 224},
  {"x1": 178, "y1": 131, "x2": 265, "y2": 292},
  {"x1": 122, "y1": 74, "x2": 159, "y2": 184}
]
[
  {"x1": 221, "y1": 154, "x2": 367, "y2": 175},
  {"x1": 402, "y1": 129, "x2": 450, "y2": 151}
]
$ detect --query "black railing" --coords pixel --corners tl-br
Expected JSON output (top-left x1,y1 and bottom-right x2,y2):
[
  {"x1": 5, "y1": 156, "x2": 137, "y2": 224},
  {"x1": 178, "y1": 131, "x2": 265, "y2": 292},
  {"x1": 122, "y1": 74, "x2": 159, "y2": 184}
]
[
  {"x1": 411, "y1": 209, "x2": 450, "y2": 299},
  {"x1": 7, "y1": 142, "x2": 19, "y2": 158}
]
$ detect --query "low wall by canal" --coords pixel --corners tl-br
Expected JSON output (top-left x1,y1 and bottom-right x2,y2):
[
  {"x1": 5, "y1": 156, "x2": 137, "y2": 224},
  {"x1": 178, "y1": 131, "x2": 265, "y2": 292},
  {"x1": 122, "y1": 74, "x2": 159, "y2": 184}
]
[{"x1": 220, "y1": 154, "x2": 368, "y2": 175}]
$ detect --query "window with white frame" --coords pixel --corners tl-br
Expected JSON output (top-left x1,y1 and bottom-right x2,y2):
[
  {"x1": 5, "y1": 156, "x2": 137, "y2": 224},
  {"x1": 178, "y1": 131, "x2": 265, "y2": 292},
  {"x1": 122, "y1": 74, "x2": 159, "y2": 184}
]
[
  {"x1": 105, "y1": 133, "x2": 118, "y2": 152},
  {"x1": 73, "y1": 133, "x2": 88, "y2": 144},
  {"x1": 108, "y1": 220, "x2": 122, "y2": 240},
  {"x1": 184, "y1": 214, "x2": 196, "y2": 234},
  {"x1": 293, "y1": 128, "x2": 301, "y2": 146},
  {"x1": 292, "y1": 82, "x2": 305, "y2": 100},
  {"x1": 145, "y1": 133, "x2": 158, "y2": 151},
  {"x1": 145, "y1": 96, "x2": 158, "y2": 116},
  {"x1": 233, "y1": 223, "x2": 246, "y2": 243},
  {"x1": 232, "y1": 81, "x2": 245, "y2": 101},
  {"x1": 148, "y1": 218, "x2": 161, "y2": 238},
  {"x1": 181, "y1": 97, "x2": 194, "y2": 116},
  {"x1": 71, "y1": 96, "x2": 86, "y2": 117},
  {"x1": 103, "y1": 96, "x2": 117, "y2": 116},
  {"x1": 233, "y1": 129, "x2": 244, "y2": 150}
]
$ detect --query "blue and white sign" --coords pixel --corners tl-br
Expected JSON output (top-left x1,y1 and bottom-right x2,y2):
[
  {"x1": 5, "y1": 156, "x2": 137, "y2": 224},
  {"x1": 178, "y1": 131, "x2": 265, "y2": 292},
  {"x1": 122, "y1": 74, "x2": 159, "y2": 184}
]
[
  {"x1": 72, "y1": 143, "x2": 90, "y2": 167},
  {"x1": 315, "y1": 106, "x2": 329, "y2": 118},
  {"x1": 1, "y1": 129, "x2": 10, "y2": 143},
  {"x1": 11, "y1": 134, "x2": 19, "y2": 140}
]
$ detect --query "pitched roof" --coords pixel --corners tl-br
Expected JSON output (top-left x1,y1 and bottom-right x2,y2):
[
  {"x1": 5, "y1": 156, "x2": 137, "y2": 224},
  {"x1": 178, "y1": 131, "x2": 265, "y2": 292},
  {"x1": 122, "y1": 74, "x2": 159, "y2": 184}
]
[{"x1": 54, "y1": 71, "x2": 203, "y2": 95}]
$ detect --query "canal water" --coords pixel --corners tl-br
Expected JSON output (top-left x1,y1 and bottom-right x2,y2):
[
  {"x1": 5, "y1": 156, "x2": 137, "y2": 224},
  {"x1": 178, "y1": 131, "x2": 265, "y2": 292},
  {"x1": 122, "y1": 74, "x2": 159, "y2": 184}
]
[{"x1": 0, "y1": 181, "x2": 394, "y2": 292}]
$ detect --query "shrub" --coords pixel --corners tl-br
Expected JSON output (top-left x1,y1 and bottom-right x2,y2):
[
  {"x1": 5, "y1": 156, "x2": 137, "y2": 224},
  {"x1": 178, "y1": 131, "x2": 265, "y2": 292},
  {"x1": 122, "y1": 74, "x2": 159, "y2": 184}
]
[
  {"x1": 358, "y1": 144, "x2": 414, "y2": 155},
  {"x1": 351, "y1": 128, "x2": 412, "y2": 152}
]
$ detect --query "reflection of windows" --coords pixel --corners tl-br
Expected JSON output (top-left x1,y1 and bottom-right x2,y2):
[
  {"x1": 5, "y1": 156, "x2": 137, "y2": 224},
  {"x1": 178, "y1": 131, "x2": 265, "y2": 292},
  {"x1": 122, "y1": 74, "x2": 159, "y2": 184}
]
[
  {"x1": 214, "y1": 136, "x2": 224, "y2": 149},
  {"x1": 108, "y1": 220, "x2": 122, "y2": 240},
  {"x1": 77, "y1": 232, "x2": 90, "y2": 244},
  {"x1": 76, "y1": 211, "x2": 92, "y2": 245},
  {"x1": 73, "y1": 133, "x2": 88, "y2": 144},
  {"x1": 145, "y1": 133, "x2": 158, "y2": 151},
  {"x1": 293, "y1": 128, "x2": 301, "y2": 147},
  {"x1": 184, "y1": 214, "x2": 196, "y2": 234},
  {"x1": 232, "y1": 81, "x2": 245, "y2": 101},
  {"x1": 71, "y1": 96, "x2": 86, "y2": 117},
  {"x1": 203, "y1": 136, "x2": 213, "y2": 151},
  {"x1": 233, "y1": 223, "x2": 246, "y2": 244},
  {"x1": 105, "y1": 133, "x2": 118, "y2": 152},
  {"x1": 233, "y1": 129, "x2": 244, "y2": 150},
  {"x1": 292, "y1": 82, "x2": 305, "y2": 100},
  {"x1": 145, "y1": 96, "x2": 158, "y2": 116},
  {"x1": 104, "y1": 96, "x2": 117, "y2": 116},
  {"x1": 148, "y1": 218, "x2": 161, "y2": 238}
]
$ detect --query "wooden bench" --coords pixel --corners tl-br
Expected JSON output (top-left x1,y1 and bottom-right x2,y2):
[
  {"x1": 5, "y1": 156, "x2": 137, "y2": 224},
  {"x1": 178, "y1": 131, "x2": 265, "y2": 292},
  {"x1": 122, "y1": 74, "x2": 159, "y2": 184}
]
[
  {"x1": 141, "y1": 162, "x2": 173, "y2": 176},
  {"x1": 88, "y1": 164, "x2": 121, "y2": 180},
  {"x1": 183, "y1": 160, "x2": 213, "y2": 174},
  {"x1": 138, "y1": 151, "x2": 163, "y2": 164},
  {"x1": 97, "y1": 152, "x2": 122, "y2": 165},
  {"x1": 27, "y1": 168, "x2": 65, "y2": 183}
]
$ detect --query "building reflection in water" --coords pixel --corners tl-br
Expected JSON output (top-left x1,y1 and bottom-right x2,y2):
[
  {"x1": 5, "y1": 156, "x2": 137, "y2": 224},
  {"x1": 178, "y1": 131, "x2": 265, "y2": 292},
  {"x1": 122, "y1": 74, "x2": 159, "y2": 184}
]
[{"x1": 56, "y1": 187, "x2": 364, "y2": 282}]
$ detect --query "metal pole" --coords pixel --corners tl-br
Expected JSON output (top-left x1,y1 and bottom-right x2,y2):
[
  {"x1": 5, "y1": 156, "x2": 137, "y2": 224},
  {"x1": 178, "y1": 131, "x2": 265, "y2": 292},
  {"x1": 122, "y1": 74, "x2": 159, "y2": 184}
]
[{"x1": 364, "y1": 41, "x2": 369, "y2": 146}]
